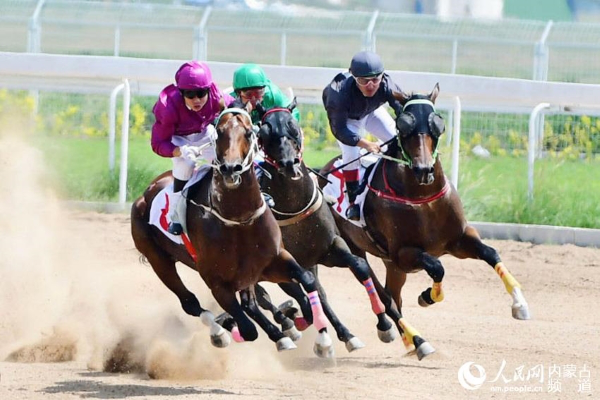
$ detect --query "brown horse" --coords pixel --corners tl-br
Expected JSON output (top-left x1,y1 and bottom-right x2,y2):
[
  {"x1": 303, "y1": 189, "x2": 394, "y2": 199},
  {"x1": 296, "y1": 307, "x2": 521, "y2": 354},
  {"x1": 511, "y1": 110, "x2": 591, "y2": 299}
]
[
  {"x1": 131, "y1": 107, "x2": 333, "y2": 355},
  {"x1": 321, "y1": 84, "x2": 530, "y2": 360},
  {"x1": 253, "y1": 102, "x2": 395, "y2": 352}
]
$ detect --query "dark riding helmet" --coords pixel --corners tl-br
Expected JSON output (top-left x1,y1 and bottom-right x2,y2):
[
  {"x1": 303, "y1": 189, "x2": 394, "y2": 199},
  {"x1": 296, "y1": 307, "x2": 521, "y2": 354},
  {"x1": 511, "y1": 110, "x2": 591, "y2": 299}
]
[{"x1": 349, "y1": 51, "x2": 384, "y2": 77}]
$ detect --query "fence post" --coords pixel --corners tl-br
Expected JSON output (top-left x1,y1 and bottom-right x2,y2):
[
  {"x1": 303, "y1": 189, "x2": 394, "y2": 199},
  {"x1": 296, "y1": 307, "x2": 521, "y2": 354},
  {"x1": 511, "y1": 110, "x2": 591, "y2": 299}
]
[
  {"x1": 450, "y1": 96, "x2": 461, "y2": 190},
  {"x1": 528, "y1": 103, "x2": 550, "y2": 201},
  {"x1": 533, "y1": 20, "x2": 553, "y2": 81},
  {"x1": 194, "y1": 6, "x2": 212, "y2": 60},
  {"x1": 280, "y1": 32, "x2": 287, "y2": 66},
  {"x1": 118, "y1": 79, "x2": 131, "y2": 207},
  {"x1": 363, "y1": 10, "x2": 379, "y2": 51},
  {"x1": 109, "y1": 83, "x2": 125, "y2": 172}
]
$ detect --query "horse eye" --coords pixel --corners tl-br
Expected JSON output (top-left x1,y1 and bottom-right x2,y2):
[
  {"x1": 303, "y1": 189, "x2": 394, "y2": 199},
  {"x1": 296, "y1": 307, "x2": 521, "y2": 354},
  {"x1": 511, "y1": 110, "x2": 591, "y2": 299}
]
[
  {"x1": 428, "y1": 113, "x2": 445, "y2": 138},
  {"x1": 396, "y1": 112, "x2": 415, "y2": 138}
]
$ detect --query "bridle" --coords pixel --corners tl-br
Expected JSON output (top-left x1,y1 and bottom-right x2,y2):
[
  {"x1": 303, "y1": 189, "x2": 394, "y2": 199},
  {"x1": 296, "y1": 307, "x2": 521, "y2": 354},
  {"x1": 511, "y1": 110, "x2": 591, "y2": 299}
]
[{"x1": 211, "y1": 107, "x2": 259, "y2": 186}]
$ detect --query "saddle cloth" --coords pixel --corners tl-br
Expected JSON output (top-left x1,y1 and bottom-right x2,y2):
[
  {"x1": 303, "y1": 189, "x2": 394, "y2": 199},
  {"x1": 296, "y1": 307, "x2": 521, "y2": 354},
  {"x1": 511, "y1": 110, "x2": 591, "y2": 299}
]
[
  {"x1": 149, "y1": 165, "x2": 212, "y2": 245},
  {"x1": 322, "y1": 154, "x2": 379, "y2": 228}
]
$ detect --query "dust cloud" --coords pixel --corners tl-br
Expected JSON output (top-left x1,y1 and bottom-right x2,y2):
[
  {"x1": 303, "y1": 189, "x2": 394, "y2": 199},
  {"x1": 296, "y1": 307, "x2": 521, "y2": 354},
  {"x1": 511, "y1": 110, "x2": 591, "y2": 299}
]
[{"x1": 0, "y1": 117, "x2": 305, "y2": 381}]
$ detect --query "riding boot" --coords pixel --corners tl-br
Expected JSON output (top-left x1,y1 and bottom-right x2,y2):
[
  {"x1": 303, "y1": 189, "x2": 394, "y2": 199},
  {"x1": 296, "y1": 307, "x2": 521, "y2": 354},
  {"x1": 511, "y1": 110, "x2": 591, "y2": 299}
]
[
  {"x1": 345, "y1": 180, "x2": 361, "y2": 221},
  {"x1": 262, "y1": 192, "x2": 275, "y2": 207},
  {"x1": 168, "y1": 178, "x2": 188, "y2": 235}
]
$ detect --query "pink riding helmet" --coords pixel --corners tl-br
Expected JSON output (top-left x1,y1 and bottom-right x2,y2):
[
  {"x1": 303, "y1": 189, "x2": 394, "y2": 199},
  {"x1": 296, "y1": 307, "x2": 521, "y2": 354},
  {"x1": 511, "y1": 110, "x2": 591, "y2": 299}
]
[{"x1": 175, "y1": 61, "x2": 213, "y2": 90}]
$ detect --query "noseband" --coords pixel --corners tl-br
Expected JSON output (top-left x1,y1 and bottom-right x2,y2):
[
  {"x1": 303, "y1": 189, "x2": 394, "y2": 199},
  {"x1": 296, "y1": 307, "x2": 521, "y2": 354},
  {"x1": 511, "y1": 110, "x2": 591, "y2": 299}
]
[{"x1": 212, "y1": 107, "x2": 259, "y2": 186}]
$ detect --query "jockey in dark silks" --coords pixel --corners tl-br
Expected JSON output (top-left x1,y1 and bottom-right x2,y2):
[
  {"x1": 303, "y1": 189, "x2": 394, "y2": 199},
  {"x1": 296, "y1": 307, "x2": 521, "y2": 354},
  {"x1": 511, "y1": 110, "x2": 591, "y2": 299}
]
[
  {"x1": 322, "y1": 51, "x2": 404, "y2": 221},
  {"x1": 151, "y1": 61, "x2": 234, "y2": 235}
]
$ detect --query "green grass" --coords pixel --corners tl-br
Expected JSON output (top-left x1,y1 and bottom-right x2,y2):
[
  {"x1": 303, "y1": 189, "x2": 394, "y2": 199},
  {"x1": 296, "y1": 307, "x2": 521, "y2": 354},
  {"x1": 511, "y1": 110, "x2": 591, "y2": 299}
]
[{"x1": 32, "y1": 135, "x2": 600, "y2": 229}]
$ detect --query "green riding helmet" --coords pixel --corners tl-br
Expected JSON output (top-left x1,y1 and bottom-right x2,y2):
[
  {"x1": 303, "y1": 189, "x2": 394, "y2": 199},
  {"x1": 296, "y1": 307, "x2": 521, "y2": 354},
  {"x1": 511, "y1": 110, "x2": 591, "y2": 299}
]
[{"x1": 233, "y1": 64, "x2": 269, "y2": 91}]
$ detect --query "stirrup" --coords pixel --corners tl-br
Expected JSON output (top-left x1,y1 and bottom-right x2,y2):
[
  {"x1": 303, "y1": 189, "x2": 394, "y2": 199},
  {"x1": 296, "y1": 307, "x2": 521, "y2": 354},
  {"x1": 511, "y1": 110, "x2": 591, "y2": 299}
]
[
  {"x1": 167, "y1": 222, "x2": 183, "y2": 235},
  {"x1": 346, "y1": 204, "x2": 360, "y2": 221}
]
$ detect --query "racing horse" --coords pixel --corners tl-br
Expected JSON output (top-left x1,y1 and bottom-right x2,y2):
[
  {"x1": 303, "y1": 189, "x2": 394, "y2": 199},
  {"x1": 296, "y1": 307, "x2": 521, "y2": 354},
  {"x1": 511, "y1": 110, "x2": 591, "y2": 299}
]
[
  {"x1": 253, "y1": 102, "x2": 395, "y2": 352},
  {"x1": 321, "y1": 84, "x2": 530, "y2": 360},
  {"x1": 131, "y1": 107, "x2": 333, "y2": 355}
]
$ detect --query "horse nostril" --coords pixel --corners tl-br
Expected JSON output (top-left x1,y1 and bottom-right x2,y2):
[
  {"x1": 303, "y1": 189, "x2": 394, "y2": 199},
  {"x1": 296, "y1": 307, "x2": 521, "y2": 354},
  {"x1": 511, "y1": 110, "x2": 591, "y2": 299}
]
[
  {"x1": 294, "y1": 157, "x2": 300, "y2": 165},
  {"x1": 233, "y1": 164, "x2": 243, "y2": 173},
  {"x1": 219, "y1": 164, "x2": 228, "y2": 174},
  {"x1": 277, "y1": 160, "x2": 286, "y2": 168}
]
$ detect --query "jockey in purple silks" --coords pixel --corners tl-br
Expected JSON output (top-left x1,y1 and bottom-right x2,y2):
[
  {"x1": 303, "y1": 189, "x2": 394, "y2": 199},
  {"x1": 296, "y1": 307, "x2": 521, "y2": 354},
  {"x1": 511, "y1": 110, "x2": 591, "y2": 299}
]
[
  {"x1": 322, "y1": 51, "x2": 404, "y2": 221},
  {"x1": 151, "y1": 61, "x2": 235, "y2": 235}
]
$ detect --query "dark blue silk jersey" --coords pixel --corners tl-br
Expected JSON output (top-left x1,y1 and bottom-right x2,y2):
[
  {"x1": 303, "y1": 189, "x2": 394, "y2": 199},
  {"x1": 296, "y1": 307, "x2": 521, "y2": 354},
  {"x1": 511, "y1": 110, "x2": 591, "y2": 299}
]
[{"x1": 322, "y1": 72, "x2": 404, "y2": 146}]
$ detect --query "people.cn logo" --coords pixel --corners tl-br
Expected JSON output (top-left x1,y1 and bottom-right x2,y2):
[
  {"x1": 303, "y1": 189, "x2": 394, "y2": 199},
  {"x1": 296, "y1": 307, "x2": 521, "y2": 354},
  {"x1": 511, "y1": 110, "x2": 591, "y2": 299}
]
[{"x1": 458, "y1": 362, "x2": 487, "y2": 390}]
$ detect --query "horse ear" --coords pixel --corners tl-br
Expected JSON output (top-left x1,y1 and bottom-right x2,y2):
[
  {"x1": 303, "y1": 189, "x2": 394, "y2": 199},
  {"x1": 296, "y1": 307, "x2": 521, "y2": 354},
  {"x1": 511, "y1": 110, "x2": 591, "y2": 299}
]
[
  {"x1": 257, "y1": 122, "x2": 271, "y2": 146},
  {"x1": 393, "y1": 90, "x2": 410, "y2": 105},
  {"x1": 396, "y1": 112, "x2": 415, "y2": 138},
  {"x1": 429, "y1": 83, "x2": 440, "y2": 103},
  {"x1": 428, "y1": 112, "x2": 445, "y2": 137},
  {"x1": 287, "y1": 97, "x2": 297, "y2": 112},
  {"x1": 255, "y1": 102, "x2": 266, "y2": 118}
]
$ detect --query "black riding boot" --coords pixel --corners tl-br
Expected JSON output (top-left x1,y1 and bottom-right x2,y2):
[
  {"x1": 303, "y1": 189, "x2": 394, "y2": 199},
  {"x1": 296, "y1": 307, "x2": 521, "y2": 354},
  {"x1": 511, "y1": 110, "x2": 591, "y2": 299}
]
[
  {"x1": 345, "y1": 180, "x2": 361, "y2": 221},
  {"x1": 168, "y1": 178, "x2": 187, "y2": 235}
]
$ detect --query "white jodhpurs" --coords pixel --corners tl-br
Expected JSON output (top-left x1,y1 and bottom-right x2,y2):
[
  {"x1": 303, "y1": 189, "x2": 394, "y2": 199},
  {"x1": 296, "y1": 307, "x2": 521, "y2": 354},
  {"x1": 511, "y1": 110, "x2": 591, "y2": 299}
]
[
  {"x1": 171, "y1": 125, "x2": 217, "y2": 181},
  {"x1": 337, "y1": 106, "x2": 396, "y2": 171}
]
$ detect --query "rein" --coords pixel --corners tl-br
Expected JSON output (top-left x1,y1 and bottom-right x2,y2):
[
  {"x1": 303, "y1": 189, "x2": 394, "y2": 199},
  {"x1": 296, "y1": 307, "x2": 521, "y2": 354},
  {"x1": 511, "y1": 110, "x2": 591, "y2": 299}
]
[{"x1": 367, "y1": 160, "x2": 451, "y2": 205}]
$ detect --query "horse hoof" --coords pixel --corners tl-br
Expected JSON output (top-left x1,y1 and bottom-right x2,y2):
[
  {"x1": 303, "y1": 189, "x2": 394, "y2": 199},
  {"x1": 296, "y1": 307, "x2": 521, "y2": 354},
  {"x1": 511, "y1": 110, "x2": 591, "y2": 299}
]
[
  {"x1": 511, "y1": 288, "x2": 531, "y2": 320},
  {"x1": 416, "y1": 341, "x2": 436, "y2": 360},
  {"x1": 283, "y1": 326, "x2": 302, "y2": 342},
  {"x1": 276, "y1": 337, "x2": 297, "y2": 352},
  {"x1": 210, "y1": 329, "x2": 231, "y2": 348},
  {"x1": 377, "y1": 327, "x2": 397, "y2": 343},
  {"x1": 418, "y1": 295, "x2": 431, "y2": 307},
  {"x1": 313, "y1": 331, "x2": 334, "y2": 359},
  {"x1": 345, "y1": 337, "x2": 365, "y2": 352},
  {"x1": 512, "y1": 304, "x2": 531, "y2": 320}
]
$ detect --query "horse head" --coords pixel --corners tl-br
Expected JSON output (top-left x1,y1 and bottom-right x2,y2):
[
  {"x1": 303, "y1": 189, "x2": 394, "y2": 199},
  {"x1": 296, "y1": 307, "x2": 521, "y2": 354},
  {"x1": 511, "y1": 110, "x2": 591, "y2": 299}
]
[
  {"x1": 256, "y1": 98, "x2": 304, "y2": 180},
  {"x1": 213, "y1": 104, "x2": 257, "y2": 188},
  {"x1": 392, "y1": 83, "x2": 445, "y2": 185}
]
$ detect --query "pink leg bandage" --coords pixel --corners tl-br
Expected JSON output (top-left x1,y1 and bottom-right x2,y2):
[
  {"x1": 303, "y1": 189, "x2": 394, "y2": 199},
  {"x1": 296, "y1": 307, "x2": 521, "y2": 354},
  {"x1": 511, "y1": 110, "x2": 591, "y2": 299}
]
[
  {"x1": 362, "y1": 278, "x2": 385, "y2": 314},
  {"x1": 308, "y1": 291, "x2": 328, "y2": 331},
  {"x1": 230, "y1": 326, "x2": 245, "y2": 343}
]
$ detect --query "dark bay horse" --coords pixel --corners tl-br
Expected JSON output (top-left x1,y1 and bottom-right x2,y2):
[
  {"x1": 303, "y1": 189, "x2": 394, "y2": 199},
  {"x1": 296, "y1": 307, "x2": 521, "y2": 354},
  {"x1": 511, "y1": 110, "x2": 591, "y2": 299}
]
[
  {"x1": 131, "y1": 107, "x2": 333, "y2": 355},
  {"x1": 254, "y1": 102, "x2": 395, "y2": 352},
  {"x1": 321, "y1": 84, "x2": 530, "y2": 360}
]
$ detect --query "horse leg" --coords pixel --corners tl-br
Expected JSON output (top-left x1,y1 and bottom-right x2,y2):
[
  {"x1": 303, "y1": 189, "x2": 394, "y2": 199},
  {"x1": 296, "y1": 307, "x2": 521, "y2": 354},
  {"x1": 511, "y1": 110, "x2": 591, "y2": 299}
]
[
  {"x1": 323, "y1": 236, "x2": 394, "y2": 348},
  {"x1": 384, "y1": 262, "x2": 435, "y2": 360},
  {"x1": 414, "y1": 252, "x2": 446, "y2": 308},
  {"x1": 265, "y1": 251, "x2": 334, "y2": 358},
  {"x1": 254, "y1": 284, "x2": 302, "y2": 341},
  {"x1": 211, "y1": 286, "x2": 258, "y2": 343},
  {"x1": 451, "y1": 226, "x2": 530, "y2": 320},
  {"x1": 240, "y1": 288, "x2": 297, "y2": 352},
  {"x1": 309, "y1": 265, "x2": 364, "y2": 352},
  {"x1": 277, "y1": 282, "x2": 313, "y2": 332}
]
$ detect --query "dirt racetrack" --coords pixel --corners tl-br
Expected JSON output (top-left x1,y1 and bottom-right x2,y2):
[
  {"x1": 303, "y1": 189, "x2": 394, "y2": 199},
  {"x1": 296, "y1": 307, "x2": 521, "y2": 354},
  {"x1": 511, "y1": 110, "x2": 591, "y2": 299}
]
[{"x1": 1, "y1": 136, "x2": 599, "y2": 399}]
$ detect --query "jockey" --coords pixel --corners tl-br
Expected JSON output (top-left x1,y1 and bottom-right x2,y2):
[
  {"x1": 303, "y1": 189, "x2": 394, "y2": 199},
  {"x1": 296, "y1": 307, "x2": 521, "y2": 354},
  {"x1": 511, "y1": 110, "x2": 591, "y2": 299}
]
[
  {"x1": 322, "y1": 51, "x2": 404, "y2": 221},
  {"x1": 151, "y1": 60, "x2": 235, "y2": 235},
  {"x1": 231, "y1": 63, "x2": 300, "y2": 123}
]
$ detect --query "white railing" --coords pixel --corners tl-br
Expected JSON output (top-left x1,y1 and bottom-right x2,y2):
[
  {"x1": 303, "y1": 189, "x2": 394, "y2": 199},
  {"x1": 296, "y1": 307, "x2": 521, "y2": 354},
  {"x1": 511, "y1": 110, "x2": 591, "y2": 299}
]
[{"x1": 2, "y1": 51, "x2": 600, "y2": 204}]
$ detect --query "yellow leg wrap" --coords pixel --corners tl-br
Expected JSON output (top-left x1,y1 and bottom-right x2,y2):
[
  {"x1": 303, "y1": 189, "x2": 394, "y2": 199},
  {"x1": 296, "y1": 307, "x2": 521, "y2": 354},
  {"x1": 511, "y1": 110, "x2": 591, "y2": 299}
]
[
  {"x1": 494, "y1": 262, "x2": 521, "y2": 294},
  {"x1": 399, "y1": 318, "x2": 421, "y2": 350},
  {"x1": 431, "y1": 282, "x2": 444, "y2": 302}
]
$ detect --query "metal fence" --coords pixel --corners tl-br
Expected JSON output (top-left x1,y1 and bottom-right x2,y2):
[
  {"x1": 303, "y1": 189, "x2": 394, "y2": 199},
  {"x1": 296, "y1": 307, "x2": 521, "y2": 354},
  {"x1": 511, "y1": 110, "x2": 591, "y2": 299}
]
[{"x1": 2, "y1": 0, "x2": 600, "y2": 83}]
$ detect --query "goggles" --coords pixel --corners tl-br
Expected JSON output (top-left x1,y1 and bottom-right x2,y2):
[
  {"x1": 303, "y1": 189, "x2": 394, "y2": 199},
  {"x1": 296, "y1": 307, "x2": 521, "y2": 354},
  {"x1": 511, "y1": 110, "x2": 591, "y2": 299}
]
[
  {"x1": 240, "y1": 87, "x2": 266, "y2": 99},
  {"x1": 181, "y1": 88, "x2": 209, "y2": 99},
  {"x1": 354, "y1": 73, "x2": 383, "y2": 87}
]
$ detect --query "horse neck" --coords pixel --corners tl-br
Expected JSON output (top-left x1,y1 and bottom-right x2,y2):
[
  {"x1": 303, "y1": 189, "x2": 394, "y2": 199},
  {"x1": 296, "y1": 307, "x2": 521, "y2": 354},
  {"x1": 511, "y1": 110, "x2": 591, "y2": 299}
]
[
  {"x1": 264, "y1": 162, "x2": 314, "y2": 213},
  {"x1": 211, "y1": 170, "x2": 263, "y2": 218}
]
